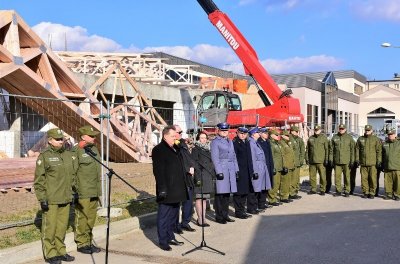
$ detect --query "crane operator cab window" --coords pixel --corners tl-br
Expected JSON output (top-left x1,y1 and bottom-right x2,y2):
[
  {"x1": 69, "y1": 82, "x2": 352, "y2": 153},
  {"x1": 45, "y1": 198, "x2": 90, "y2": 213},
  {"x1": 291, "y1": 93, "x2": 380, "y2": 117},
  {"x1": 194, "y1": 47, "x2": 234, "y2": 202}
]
[{"x1": 201, "y1": 94, "x2": 215, "y2": 110}]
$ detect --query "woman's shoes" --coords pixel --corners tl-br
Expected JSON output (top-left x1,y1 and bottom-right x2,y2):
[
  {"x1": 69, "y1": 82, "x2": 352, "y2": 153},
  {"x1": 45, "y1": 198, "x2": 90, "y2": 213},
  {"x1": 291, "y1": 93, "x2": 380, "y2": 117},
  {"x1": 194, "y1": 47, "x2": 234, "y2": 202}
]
[{"x1": 197, "y1": 219, "x2": 210, "y2": 227}]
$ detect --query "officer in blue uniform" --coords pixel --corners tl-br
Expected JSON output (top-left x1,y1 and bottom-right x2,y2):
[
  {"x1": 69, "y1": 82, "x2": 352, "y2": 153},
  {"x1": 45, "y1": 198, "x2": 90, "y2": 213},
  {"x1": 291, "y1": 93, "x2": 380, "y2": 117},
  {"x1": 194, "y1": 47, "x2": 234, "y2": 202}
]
[
  {"x1": 248, "y1": 127, "x2": 272, "y2": 212},
  {"x1": 232, "y1": 127, "x2": 254, "y2": 219},
  {"x1": 211, "y1": 122, "x2": 239, "y2": 224}
]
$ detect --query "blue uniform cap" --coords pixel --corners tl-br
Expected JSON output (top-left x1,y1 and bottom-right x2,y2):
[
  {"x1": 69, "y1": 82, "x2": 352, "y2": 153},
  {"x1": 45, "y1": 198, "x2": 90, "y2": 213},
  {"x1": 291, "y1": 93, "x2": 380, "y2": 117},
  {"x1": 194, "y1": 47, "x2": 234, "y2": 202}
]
[
  {"x1": 248, "y1": 127, "x2": 259, "y2": 136},
  {"x1": 237, "y1": 127, "x2": 248, "y2": 133},
  {"x1": 216, "y1": 122, "x2": 230, "y2": 131},
  {"x1": 259, "y1": 127, "x2": 268, "y2": 133}
]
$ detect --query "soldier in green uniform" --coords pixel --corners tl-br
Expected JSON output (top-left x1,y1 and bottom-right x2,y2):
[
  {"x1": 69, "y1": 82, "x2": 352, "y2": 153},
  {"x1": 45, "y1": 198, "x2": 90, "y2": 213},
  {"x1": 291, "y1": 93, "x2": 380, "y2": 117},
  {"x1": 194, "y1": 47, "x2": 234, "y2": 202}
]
[
  {"x1": 267, "y1": 129, "x2": 286, "y2": 206},
  {"x1": 34, "y1": 128, "x2": 77, "y2": 264},
  {"x1": 280, "y1": 130, "x2": 295, "y2": 203},
  {"x1": 355, "y1": 124, "x2": 382, "y2": 199},
  {"x1": 306, "y1": 125, "x2": 329, "y2": 195},
  {"x1": 74, "y1": 125, "x2": 102, "y2": 254},
  {"x1": 329, "y1": 124, "x2": 355, "y2": 197},
  {"x1": 381, "y1": 128, "x2": 400, "y2": 200},
  {"x1": 288, "y1": 125, "x2": 305, "y2": 199}
]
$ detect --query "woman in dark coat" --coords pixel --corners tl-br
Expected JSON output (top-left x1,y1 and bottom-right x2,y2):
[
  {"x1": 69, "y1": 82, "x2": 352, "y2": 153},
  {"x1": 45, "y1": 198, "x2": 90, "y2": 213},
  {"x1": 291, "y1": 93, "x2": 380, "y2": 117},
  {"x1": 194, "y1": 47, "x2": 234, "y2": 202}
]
[{"x1": 192, "y1": 131, "x2": 215, "y2": 227}]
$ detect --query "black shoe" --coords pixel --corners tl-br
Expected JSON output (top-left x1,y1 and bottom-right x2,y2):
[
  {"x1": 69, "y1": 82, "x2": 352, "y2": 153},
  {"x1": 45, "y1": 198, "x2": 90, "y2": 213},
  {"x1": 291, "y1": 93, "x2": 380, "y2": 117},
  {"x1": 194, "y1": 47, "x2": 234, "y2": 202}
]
[
  {"x1": 257, "y1": 208, "x2": 266, "y2": 213},
  {"x1": 77, "y1": 245, "x2": 92, "y2": 254},
  {"x1": 235, "y1": 213, "x2": 248, "y2": 219},
  {"x1": 174, "y1": 228, "x2": 183, "y2": 234},
  {"x1": 333, "y1": 192, "x2": 341, "y2": 197},
  {"x1": 368, "y1": 194, "x2": 374, "y2": 199},
  {"x1": 168, "y1": 239, "x2": 184, "y2": 246},
  {"x1": 159, "y1": 244, "x2": 172, "y2": 251},
  {"x1": 271, "y1": 202, "x2": 280, "y2": 206},
  {"x1": 362, "y1": 194, "x2": 368, "y2": 199},
  {"x1": 280, "y1": 199, "x2": 291, "y2": 203},
  {"x1": 45, "y1": 257, "x2": 61, "y2": 264},
  {"x1": 245, "y1": 213, "x2": 253, "y2": 218},
  {"x1": 216, "y1": 218, "x2": 227, "y2": 224},
  {"x1": 349, "y1": 191, "x2": 354, "y2": 195},
  {"x1": 344, "y1": 193, "x2": 350, "y2": 197},
  {"x1": 91, "y1": 245, "x2": 101, "y2": 253},
  {"x1": 319, "y1": 191, "x2": 325, "y2": 196},
  {"x1": 383, "y1": 195, "x2": 392, "y2": 200},
  {"x1": 265, "y1": 204, "x2": 273, "y2": 208},
  {"x1": 308, "y1": 191, "x2": 317, "y2": 195},
  {"x1": 247, "y1": 210, "x2": 259, "y2": 215},
  {"x1": 289, "y1": 194, "x2": 302, "y2": 199},
  {"x1": 181, "y1": 224, "x2": 196, "y2": 232},
  {"x1": 225, "y1": 217, "x2": 235, "y2": 222},
  {"x1": 394, "y1": 196, "x2": 400, "y2": 201},
  {"x1": 59, "y1": 254, "x2": 75, "y2": 262}
]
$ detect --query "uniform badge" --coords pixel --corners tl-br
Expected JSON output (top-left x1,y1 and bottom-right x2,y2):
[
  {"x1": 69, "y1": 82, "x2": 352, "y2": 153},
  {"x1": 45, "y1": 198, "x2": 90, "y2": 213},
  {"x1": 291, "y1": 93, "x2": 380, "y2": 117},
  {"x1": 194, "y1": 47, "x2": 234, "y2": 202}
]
[{"x1": 37, "y1": 160, "x2": 42, "y2": 165}]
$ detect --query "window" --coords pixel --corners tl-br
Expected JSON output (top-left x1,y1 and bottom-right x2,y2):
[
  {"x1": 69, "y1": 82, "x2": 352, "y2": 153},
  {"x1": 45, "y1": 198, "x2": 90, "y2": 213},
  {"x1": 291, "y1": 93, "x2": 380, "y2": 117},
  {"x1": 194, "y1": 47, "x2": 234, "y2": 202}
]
[
  {"x1": 201, "y1": 94, "x2": 215, "y2": 110},
  {"x1": 228, "y1": 96, "x2": 241, "y2": 111},
  {"x1": 307, "y1": 104, "x2": 312, "y2": 126},
  {"x1": 314, "y1": 105, "x2": 319, "y2": 125},
  {"x1": 216, "y1": 94, "x2": 227, "y2": 109}
]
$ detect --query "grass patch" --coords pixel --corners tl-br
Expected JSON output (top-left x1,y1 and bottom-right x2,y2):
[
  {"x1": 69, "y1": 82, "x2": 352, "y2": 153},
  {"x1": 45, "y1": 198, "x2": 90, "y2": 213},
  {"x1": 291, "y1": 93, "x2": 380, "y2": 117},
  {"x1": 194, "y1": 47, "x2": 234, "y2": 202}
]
[{"x1": 0, "y1": 198, "x2": 157, "y2": 250}]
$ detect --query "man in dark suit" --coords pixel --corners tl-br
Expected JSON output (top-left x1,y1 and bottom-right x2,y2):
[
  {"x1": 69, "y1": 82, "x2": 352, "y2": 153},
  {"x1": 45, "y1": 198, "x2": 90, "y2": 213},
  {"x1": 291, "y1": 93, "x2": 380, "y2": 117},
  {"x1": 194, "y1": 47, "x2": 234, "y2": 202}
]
[{"x1": 152, "y1": 125, "x2": 188, "y2": 251}]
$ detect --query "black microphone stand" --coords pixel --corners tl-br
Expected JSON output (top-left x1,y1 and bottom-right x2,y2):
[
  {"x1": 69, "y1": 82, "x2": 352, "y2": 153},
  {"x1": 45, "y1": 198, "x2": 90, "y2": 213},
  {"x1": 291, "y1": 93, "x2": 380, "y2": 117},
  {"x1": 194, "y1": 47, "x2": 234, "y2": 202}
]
[
  {"x1": 182, "y1": 152, "x2": 225, "y2": 256},
  {"x1": 83, "y1": 147, "x2": 141, "y2": 264}
]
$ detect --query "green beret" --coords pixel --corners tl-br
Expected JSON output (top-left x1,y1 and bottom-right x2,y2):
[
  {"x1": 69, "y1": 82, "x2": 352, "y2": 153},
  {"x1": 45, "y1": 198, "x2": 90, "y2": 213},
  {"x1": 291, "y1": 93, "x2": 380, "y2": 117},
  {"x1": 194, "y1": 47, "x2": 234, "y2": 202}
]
[
  {"x1": 47, "y1": 128, "x2": 64, "y2": 139},
  {"x1": 79, "y1": 125, "x2": 100, "y2": 136}
]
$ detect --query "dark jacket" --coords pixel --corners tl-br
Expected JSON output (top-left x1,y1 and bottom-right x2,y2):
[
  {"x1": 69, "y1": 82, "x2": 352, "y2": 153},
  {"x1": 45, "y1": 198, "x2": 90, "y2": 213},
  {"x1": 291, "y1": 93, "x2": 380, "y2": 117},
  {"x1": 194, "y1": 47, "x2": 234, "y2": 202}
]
[
  {"x1": 152, "y1": 140, "x2": 188, "y2": 204},
  {"x1": 258, "y1": 138, "x2": 275, "y2": 187},
  {"x1": 175, "y1": 138, "x2": 195, "y2": 188},
  {"x1": 233, "y1": 137, "x2": 254, "y2": 195},
  {"x1": 192, "y1": 144, "x2": 215, "y2": 195}
]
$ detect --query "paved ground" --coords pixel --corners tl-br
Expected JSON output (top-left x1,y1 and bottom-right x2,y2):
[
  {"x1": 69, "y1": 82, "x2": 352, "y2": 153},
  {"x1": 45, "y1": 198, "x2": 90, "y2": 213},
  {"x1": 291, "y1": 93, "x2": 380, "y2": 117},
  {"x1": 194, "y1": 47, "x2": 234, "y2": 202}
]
[{"x1": 27, "y1": 173, "x2": 400, "y2": 264}]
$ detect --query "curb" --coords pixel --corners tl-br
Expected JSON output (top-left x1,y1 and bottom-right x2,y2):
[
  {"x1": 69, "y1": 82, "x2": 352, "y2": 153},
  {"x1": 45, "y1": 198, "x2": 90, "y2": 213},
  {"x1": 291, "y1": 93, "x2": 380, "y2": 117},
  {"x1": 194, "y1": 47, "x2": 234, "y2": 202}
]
[{"x1": 0, "y1": 212, "x2": 157, "y2": 264}]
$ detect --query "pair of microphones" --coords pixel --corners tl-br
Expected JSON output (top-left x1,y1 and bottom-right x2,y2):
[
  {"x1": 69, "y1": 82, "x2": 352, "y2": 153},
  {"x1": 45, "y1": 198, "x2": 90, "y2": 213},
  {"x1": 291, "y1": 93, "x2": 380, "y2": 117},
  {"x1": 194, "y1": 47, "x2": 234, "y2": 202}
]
[{"x1": 78, "y1": 141, "x2": 97, "y2": 156}]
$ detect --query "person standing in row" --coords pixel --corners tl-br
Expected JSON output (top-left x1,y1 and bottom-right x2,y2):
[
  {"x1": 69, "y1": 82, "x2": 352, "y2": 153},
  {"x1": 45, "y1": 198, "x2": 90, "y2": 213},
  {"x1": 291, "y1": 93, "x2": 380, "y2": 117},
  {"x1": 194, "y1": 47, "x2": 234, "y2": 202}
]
[
  {"x1": 192, "y1": 131, "x2": 215, "y2": 227},
  {"x1": 34, "y1": 128, "x2": 77, "y2": 264},
  {"x1": 267, "y1": 129, "x2": 285, "y2": 206},
  {"x1": 306, "y1": 125, "x2": 329, "y2": 195},
  {"x1": 354, "y1": 124, "x2": 382, "y2": 199},
  {"x1": 280, "y1": 130, "x2": 295, "y2": 203},
  {"x1": 288, "y1": 126, "x2": 305, "y2": 200},
  {"x1": 152, "y1": 125, "x2": 188, "y2": 251},
  {"x1": 74, "y1": 125, "x2": 102, "y2": 255},
  {"x1": 232, "y1": 127, "x2": 254, "y2": 218},
  {"x1": 248, "y1": 127, "x2": 272, "y2": 210},
  {"x1": 257, "y1": 127, "x2": 274, "y2": 209},
  {"x1": 211, "y1": 122, "x2": 239, "y2": 224},
  {"x1": 381, "y1": 128, "x2": 400, "y2": 201},
  {"x1": 329, "y1": 124, "x2": 355, "y2": 197},
  {"x1": 174, "y1": 125, "x2": 196, "y2": 233}
]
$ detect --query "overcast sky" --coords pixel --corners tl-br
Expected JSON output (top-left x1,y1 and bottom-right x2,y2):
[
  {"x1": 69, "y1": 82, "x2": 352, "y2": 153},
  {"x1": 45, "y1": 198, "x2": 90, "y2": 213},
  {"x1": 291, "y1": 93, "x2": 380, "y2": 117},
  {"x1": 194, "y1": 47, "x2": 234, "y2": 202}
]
[{"x1": 3, "y1": 0, "x2": 400, "y2": 80}]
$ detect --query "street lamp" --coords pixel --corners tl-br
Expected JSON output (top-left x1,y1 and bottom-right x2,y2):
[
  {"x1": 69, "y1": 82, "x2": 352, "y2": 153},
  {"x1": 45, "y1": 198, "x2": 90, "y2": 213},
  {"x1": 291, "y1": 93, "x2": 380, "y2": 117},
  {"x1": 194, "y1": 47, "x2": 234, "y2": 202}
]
[{"x1": 381, "y1": 42, "x2": 400, "y2": 48}]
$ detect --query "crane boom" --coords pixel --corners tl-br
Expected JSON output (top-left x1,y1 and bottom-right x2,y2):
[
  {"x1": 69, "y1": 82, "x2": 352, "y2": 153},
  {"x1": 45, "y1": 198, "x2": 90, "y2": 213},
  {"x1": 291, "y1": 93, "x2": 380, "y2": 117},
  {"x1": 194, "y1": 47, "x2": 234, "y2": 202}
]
[{"x1": 197, "y1": 0, "x2": 303, "y2": 125}]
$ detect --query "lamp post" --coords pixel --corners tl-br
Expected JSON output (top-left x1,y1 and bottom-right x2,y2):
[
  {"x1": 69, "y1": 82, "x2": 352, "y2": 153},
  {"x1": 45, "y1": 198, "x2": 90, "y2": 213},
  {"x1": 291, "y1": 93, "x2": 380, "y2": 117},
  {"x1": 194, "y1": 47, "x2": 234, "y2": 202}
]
[{"x1": 381, "y1": 42, "x2": 400, "y2": 48}]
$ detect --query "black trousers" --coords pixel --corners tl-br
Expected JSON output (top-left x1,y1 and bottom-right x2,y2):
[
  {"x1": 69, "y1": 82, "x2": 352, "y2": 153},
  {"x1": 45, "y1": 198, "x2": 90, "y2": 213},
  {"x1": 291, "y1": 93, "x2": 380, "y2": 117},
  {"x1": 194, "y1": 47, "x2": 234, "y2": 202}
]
[
  {"x1": 257, "y1": 190, "x2": 268, "y2": 209},
  {"x1": 214, "y1": 193, "x2": 230, "y2": 221},
  {"x1": 157, "y1": 203, "x2": 179, "y2": 246},
  {"x1": 325, "y1": 165, "x2": 333, "y2": 193},
  {"x1": 247, "y1": 192, "x2": 258, "y2": 212},
  {"x1": 350, "y1": 166, "x2": 357, "y2": 194},
  {"x1": 233, "y1": 194, "x2": 247, "y2": 215}
]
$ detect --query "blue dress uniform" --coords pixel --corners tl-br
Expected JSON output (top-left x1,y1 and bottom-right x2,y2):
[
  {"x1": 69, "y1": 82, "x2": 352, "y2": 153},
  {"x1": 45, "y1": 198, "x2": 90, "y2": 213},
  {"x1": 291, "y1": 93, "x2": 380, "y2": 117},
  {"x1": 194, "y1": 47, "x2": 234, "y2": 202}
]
[
  {"x1": 211, "y1": 122, "x2": 239, "y2": 224},
  {"x1": 232, "y1": 127, "x2": 254, "y2": 218},
  {"x1": 249, "y1": 128, "x2": 272, "y2": 212}
]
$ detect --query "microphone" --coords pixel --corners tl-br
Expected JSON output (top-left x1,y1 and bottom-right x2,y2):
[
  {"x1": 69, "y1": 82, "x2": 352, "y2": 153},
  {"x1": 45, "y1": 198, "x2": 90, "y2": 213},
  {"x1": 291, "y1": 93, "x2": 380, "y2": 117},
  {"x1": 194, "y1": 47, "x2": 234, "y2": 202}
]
[{"x1": 78, "y1": 141, "x2": 97, "y2": 156}]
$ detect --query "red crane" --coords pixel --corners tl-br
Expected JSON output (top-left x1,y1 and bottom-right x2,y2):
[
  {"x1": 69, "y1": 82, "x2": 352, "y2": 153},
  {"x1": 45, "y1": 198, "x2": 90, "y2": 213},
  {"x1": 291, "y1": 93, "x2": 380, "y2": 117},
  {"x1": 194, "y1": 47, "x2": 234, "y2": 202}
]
[{"x1": 196, "y1": 0, "x2": 304, "y2": 129}]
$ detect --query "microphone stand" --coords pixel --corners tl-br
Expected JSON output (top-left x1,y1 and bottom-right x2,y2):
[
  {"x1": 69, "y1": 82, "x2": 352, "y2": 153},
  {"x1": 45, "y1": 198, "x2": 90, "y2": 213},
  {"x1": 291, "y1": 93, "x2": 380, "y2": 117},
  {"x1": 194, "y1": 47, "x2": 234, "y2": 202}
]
[
  {"x1": 82, "y1": 147, "x2": 141, "y2": 264},
  {"x1": 182, "y1": 151, "x2": 225, "y2": 256}
]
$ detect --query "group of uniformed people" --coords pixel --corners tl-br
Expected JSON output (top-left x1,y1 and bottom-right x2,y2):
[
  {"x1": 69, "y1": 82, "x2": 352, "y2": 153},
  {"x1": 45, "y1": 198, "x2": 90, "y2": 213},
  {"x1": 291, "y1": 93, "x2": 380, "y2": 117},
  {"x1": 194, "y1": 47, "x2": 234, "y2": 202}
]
[
  {"x1": 34, "y1": 126, "x2": 102, "y2": 264},
  {"x1": 306, "y1": 123, "x2": 400, "y2": 200}
]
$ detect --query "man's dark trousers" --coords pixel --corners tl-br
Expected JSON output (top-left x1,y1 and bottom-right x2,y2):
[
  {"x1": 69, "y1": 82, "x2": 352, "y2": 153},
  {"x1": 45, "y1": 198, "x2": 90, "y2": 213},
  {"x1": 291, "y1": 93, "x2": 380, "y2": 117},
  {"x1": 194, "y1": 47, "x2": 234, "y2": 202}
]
[
  {"x1": 180, "y1": 187, "x2": 193, "y2": 227},
  {"x1": 157, "y1": 203, "x2": 179, "y2": 246}
]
